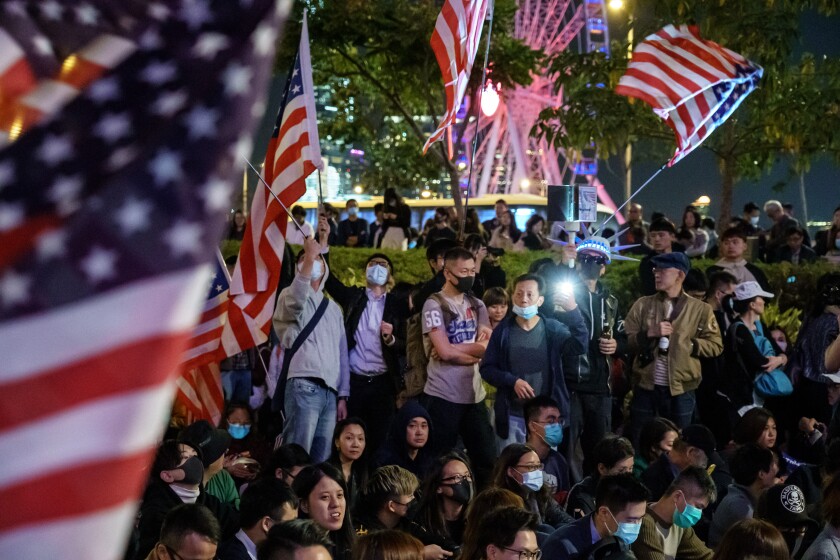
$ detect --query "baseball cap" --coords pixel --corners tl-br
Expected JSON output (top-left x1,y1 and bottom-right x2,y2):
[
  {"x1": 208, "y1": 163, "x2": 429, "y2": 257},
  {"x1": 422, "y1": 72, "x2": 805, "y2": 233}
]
[
  {"x1": 733, "y1": 281, "x2": 774, "y2": 301},
  {"x1": 178, "y1": 420, "x2": 231, "y2": 467},
  {"x1": 681, "y1": 424, "x2": 716, "y2": 461},
  {"x1": 757, "y1": 484, "x2": 818, "y2": 530},
  {"x1": 822, "y1": 373, "x2": 840, "y2": 384},
  {"x1": 651, "y1": 252, "x2": 690, "y2": 274}
]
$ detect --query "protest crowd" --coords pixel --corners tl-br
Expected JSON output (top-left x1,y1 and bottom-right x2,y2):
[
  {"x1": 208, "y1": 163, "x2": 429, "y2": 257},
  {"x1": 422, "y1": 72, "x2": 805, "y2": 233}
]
[{"x1": 139, "y1": 198, "x2": 840, "y2": 560}]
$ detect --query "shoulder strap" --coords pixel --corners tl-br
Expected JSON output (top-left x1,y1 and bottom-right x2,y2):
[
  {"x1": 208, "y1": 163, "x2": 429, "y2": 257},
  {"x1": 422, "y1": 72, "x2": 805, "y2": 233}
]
[{"x1": 272, "y1": 296, "x2": 331, "y2": 412}]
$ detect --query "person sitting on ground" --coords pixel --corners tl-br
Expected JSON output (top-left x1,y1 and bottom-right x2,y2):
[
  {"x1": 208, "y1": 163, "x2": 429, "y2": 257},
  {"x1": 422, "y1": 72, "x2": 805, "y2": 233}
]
[
  {"x1": 263, "y1": 444, "x2": 312, "y2": 487},
  {"x1": 293, "y1": 463, "x2": 356, "y2": 560},
  {"x1": 352, "y1": 530, "x2": 425, "y2": 560},
  {"x1": 523, "y1": 396, "x2": 572, "y2": 500},
  {"x1": 179, "y1": 419, "x2": 238, "y2": 508},
  {"x1": 712, "y1": 519, "x2": 789, "y2": 560},
  {"x1": 461, "y1": 488, "x2": 526, "y2": 554},
  {"x1": 220, "y1": 403, "x2": 271, "y2": 487},
  {"x1": 258, "y1": 519, "x2": 333, "y2": 560},
  {"x1": 642, "y1": 424, "x2": 717, "y2": 502},
  {"x1": 755, "y1": 483, "x2": 819, "y2": 559},
  {"x1": 327, "y1": 418, "x2": 368, "y2": 515},
  {"x1": 708, "y1": 443, "x2": 779, "y2": 548},
  {"x1": 566, "y1": 435, "x2": 635, "y2": 519},
  {"x1": 372, "y1": 400, "x2": 435, "y2": 480},
  {"x1": 802, "y1": 472, "x2": 840, "y2": 560},
  {"x1": 353, "y1": 466, "x2": 418, "y2": 533},
  {"x1": 633, "y1": 417, "x2": 679, "y2": 479},
  {"x1": 631, "y1": 466, "x2": 717, "y2": 560},
  {"x1": 146, "y1": 503, "x2": 221, "y2": 560},
  {"x1": 217, "y1": 478, "x2": 299, "y2": 560},
  {"x1": 459, "y1": 506, "x2": 540, "y2": 560},
  {"x1": 543, "y1": 474, "x2": 650, "y2": 560},
  {"x1": 492, "y1": 443, "x2": 573, "y2": 530}
]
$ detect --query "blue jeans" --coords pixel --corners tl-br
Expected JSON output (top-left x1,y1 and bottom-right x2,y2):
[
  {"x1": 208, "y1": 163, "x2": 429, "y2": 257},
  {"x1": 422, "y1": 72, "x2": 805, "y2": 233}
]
[
  {"x1": 221, "y1": 369, "x2": 252, "y2": 403},
  {"x1": 282, "y1": 378, "x2": 336, "y2": 463},
  {"x1": 630, "y1": 386, "x2": 695, "y2": 447}
]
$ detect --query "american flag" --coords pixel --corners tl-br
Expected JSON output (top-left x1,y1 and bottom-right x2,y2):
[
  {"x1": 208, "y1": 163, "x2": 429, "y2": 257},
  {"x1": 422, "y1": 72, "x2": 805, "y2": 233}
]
[
  {"x1": 615, "y1": 24, "x2": 763, "y2": 166},
  {"x1": 176, "y1": 251, "x2": 230, "y2": 425},
  {"x1": 225, "y1": 9, "x2": 322, "y2": 356},
  {"x1": 0, "y1": 1, "x2": 286, "y2": 558},
  {"x1": 422, "y1": 0, "x2": 489, "y2": 154}
]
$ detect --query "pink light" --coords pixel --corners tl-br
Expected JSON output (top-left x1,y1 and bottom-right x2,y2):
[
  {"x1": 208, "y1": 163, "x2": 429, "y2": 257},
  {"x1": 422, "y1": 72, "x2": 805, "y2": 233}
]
[{"x1": 349, "y1": 149, "x2": 364, "y2": 156}]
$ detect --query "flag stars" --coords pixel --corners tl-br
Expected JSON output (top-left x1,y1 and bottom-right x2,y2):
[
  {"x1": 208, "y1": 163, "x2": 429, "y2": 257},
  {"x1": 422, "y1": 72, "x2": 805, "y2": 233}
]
[
  {"x1": 180, "y1": 0, "x2": 213, "y2": 30},
  {"x1": 94, "y1": 112, "x2": 132, "y2": 142},
  {"x1": 115, "y1": 197, "x2": 153, "y2": 236},
  {"x1": 32, "y1": 36, "x2": 53, "y2": 56},
  {"x1": 152, "y1": 89, "x2": 188, "y2": 117},
  {"x1": 252, "y1": 23, "x2": 277, "y2": 56},
  {"x1": 184, "y1": 105, "x2": 219, "y2": 139},
  {"x1": 148, "y1": 149, "x2": 183, "y2": 186},
  {"x1": 141, "y1": 61, "x2": 177, "y2": 85},
  {"x1": 47, "y1": 175, "x2": 83, "y2": 216},
  {"x1": 38, "y1": 135, "x2": 73, "y2": 166},
  {"x1": 0, "y1": 269, "x2": 30, "y2": 308},
  {"x1": 40, "y1": 0, "x2": 63, "y2": 20},
  {"x1": 164, "y1": 221, "x2": 204, "y2": 257},
  {"x1": 0, "y1": 161, "x2": 15, "y2": 191},
  {"x1": 200, "y1": 177, "x2": 232, "y2": 211},
  {"x1": 88, "y1": 77, "x2": 120, "y2": 103},
  {"x1": 36, "y1": 229, "x2": 66, "y2": 260},
  {"x1": 139, "y1": 29, "x2": 163, "y2": 50},
  {"x1": 223, "y1": 63, "x2": 252, "y2": 97},
  {"x1": 231, "y1": 135, "x2": 253, "y2": 162},
  {"x1": 107, "y1": 146, "x2": 139, "y2": 172},
  {"x1": 4, "y1": 2, "x2": 26, "y2": 16},
  {"x1": 194, "y1": 32, "x2": 229, "y2": 59},
  {"x1": 75, "y1": 3, "x2": 99, "y2": 25},
  {"x1": 80, "y1": 247, "x2": 118, "y2": 284},
  {"x1": 0, "y1": 202, "x2": 24, "y2": 231}
]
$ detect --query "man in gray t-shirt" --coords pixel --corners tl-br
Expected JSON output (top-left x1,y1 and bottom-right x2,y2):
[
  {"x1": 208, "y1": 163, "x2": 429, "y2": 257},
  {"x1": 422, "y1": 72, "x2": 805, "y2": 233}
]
[{"x1": 420, "y1": 247, "x2": 495, "y2": 485}]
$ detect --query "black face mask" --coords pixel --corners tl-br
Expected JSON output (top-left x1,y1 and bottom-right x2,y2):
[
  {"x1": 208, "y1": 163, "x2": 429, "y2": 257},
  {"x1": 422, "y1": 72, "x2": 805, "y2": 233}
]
[
  {"x1": 177, "y1": 456, "x2": 205, "y2": 486},
  {"x1": 405, "y1": 499, "x2": 420, "y2": 520},
  {"x1": 443, "y1": 480, "x2": 473, "y2": 505},
  {"x1": 450, "y1": 274, "x2": 474, "y2": 294}
]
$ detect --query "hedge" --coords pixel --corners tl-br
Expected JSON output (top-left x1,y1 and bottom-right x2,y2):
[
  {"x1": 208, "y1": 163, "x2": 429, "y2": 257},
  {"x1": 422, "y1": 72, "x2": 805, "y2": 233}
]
[{"x1": 220, "y1": 241, "x2": 838, "y2": 319}]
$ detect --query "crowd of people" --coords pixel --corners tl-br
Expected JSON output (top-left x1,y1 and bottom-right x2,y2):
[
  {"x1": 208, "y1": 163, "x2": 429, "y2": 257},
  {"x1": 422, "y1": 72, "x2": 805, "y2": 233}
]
[{"x1": 145, "y1": 198, "x2": 840, "y2": 560}]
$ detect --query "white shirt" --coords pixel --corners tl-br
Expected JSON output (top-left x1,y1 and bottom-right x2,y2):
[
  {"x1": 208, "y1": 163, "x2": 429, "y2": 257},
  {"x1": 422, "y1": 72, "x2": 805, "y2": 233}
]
[
  {"x1": 235, "y1": 529, "x2": 258, "y2": 560},
  {"x1": 286, "y1": 220, "x2": 313, "y2": 246},
  {"x1": 348, "y1": 289, "x2": 388, "y2": 375}
]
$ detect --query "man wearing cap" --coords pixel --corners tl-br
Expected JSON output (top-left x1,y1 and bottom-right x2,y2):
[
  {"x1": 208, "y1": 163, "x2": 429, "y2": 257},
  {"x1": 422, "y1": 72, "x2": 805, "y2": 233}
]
[
  {"x1": 322, "y1": 231, "x2": 407, "y2": 452},
  {"x1": 178, "y1": 420, "x2": 238, "y2": 508},
  {"x1": 641, "y1": 424, "x2": 717, "y2": 502},
  {"x1": 626, "y1": 251, "x2": 723, "y2": 440},
  {"x1": 540, "y1": 237, "x2": 627, "y2": 480},
  {"x1": 638, "y1": 219, "x2": 682, "y2": 296},
  {"x1": 706, "y1": 227, "x2": 771, "y2": 290},
  {"x1": 756, "y1": 483, "x2": 818, "y2": 558}
]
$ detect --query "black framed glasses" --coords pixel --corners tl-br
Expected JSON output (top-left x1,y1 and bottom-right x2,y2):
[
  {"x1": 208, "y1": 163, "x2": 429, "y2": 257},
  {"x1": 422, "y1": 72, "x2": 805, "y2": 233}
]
[
  {"x1": 502, "y1": 547, "x2": 542, "y2": 560},
  {"x1": 579, "y1": 253, "x2": 607, "y2": 265}
]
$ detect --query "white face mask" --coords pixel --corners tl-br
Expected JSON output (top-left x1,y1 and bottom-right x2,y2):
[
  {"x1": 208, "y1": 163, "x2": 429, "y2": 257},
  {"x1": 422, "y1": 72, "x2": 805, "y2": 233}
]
[
  {"x1": 366, "y1": 264, "x2": 389, "y2": 286},
  {"x1": 298, "y1": 260, "x2": 323, "y2": 281},
  {"x1": 348, "y1": 206, "x2": 358, "y2": 216},
  {"x1": 750, "y1": 216, "x2": 760, "y2": 226}
]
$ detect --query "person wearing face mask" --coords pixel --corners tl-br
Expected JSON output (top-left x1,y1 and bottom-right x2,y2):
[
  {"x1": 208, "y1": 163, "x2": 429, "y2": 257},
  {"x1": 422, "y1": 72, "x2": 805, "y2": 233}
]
[
  {"x1": 179, "y1": 419, "x2": 239, "y2": 508},
  {"x1": 741, "y1": 202, "x2": 763, "y2": 236},
  {"x1": 219, "y1": 403, "x2": 271, "y2": 488},
  {"x1": 135, "y1": 440, "x2": 240, "y2": 560},
  {"x1": 273, "y1": 233, "x2": 350, "y2": 463},
  {"x1": 492, "y1": 444, "x2": 574, "y2": 530},
  {"x1": 539, "y1": 238, "x2": 628, "y2": 481},
  {"x1": 321, "y1": 228, "x2": 406, "y2": 453},
  {"x1": 217, "y1": 478, "x2": 299, "y2": 560},
  {"x1": 524, "y1": 396, "x2": 572, "y2": 498},
  {"x1": 631, "y1": 466, "x2": 716, "y2": 560},
  {"x1": 337, "y1": 199, "x2": 369, "y2": 248},
  {"x1": 421, "y1": 247, "x2": 497, "y2": 486},
  {"x1": 481, "y1": 274, "x2": 587, "y2": 454},
  {"x1": 543, "y1": 474, "x2": 650, "y2": 560},
  {"x1": 424, "y1": 207, "x2": 457, "y2": 247},
  {"x1": 409, "y1": 452, "x2": 475, "y2": 555}
]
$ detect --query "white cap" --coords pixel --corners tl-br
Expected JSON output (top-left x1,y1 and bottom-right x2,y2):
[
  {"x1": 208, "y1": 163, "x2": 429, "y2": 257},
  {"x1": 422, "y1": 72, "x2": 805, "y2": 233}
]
[
  {"x1": 822, "y1": 373, "x2": 840, "y2": 384},
  {"x1": 734, "y1": 281, "x2": 774, "y2": 301}
]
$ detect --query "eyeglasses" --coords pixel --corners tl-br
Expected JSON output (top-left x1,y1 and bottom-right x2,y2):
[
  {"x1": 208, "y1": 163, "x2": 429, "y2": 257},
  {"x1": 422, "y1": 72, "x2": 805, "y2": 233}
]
[
  {"x1": 441, "y1": 473, "x2": 472, "y2": 484},
  {"x1": 579, "y1": 254, "x2": 607, "y2": 265},
  {"x1": 514, "y1": 463, "x2": 544, "y2": 473},
  {"x1": 368, "y1": 259, "x2": 390, "y2": 268},
  {"x1": 502, "y1": 547, "x2": 542, "y2": 560},
  {"x1": 391, "y1": 498, "x2": 415, "y2": 508}
]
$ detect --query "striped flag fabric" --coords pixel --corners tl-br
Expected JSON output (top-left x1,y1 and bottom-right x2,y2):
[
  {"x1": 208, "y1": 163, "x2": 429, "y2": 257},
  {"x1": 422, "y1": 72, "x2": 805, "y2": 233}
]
[
  {"x1": 224, "y1": 10, "x2": 322, "y2": 356},
  {"x1": 0, "y1": 1, "x2": 286, "y2": 558},
  {"x1": 615, "y1": 24, "x2": 763, "y2": 166},
  {"x1": 422, "y1": 0, "x2": 489, "y2": 154}
]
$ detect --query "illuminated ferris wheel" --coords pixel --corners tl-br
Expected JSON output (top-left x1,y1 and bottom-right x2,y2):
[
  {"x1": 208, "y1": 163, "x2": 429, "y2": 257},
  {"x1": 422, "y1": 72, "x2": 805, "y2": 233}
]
[{"x1": 465, "y1": 0, "x2": 619, "y2": 214}]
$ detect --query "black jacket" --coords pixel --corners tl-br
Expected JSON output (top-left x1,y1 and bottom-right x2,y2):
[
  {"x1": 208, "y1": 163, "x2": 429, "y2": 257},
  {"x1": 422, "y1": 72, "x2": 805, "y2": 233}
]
[
  {"x1": 372, "y1": 400, "x2": 435, "y2": 479},
  {"x1": 217, "y1": 535, "x2": 251, "y2": 560},
  {"x1": 323, "y1": 254, "x2": 407, "y2": 388}
]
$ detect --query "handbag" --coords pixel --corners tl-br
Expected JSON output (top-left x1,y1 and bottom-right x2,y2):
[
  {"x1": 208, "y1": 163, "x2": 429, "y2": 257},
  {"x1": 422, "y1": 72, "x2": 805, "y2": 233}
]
[{"x1": 754, "y1": 368, "x2": 794, "y2": 397}]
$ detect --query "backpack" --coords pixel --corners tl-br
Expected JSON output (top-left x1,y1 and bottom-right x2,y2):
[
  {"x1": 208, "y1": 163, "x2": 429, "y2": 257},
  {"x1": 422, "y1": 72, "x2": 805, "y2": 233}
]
[{"x1": 399, "y1": 292, "x2": 482, "y2": 400}]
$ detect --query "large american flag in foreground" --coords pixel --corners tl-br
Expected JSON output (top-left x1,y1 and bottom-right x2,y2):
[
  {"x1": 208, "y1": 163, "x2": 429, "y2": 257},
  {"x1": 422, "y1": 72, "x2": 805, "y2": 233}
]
[
  {"x1": 0, "y1": 1, "x2": 286, "y2": 557},
  {"x1": 422, "y1": 0, "x2": 489, "y2": 154},
  {"x1": 615, "y1": 24, "x2": 763, "y2": 166},
  {"x1": 226, "y1": 9, "x2": 322, "y2": 353}
]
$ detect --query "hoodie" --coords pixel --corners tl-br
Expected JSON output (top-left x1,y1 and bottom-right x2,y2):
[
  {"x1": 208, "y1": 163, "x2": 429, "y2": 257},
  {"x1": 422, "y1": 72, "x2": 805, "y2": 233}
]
[
  {"x1": 372, "y1": 400, "x2": 435, "y2": 479},
  {"x1": 272, "y1": 261, "x2": 349, "y2": 397}
]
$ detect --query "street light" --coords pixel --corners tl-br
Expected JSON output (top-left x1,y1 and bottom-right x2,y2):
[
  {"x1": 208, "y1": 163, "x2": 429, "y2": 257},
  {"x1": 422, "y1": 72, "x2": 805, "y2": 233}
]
[{"x1": 608, "y1": 0, "x2": 624, "y2": 10}]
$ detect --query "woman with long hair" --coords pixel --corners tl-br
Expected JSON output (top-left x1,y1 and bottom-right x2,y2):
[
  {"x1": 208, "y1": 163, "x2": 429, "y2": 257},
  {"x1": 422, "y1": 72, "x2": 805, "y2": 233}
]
[
  {"x1": 522, "y1": 214, "x2": 551, "y2": 251},
  {"x1": 328, "y1": 418, "x2": 368, "y2": 516},
  {"x1": 678, "y1": 206, "x2": 709, "y2": 257},
  {"x1": 409, "y1": 452, "x2": 475, "y2": 554},
  {"x1": 488, "y1": 210, "x2": 523, "y2": 252},
  {"x1": 633, "y1": 417, "x2": 679, "y2": 479},
  {"x1": 379, "y1": 187, "x2": 412, "y2": 250},
  {"x1": 293, "y1": 463, "x2": 356, "y2": 560},
  {"x1": 490, "y1": 444, "x2": 571, "y2": 529}
]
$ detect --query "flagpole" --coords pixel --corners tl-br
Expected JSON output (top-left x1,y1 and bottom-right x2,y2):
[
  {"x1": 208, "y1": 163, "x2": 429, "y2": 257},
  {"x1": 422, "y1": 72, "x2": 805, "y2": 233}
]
[
  {"x1": 594, "y1": 161, "x2": 667, "y2": 235},
  {"x1": 244, "y1": 158, "x2": 311, "y2": 239},
  {"x1": 317, "y1": 169, "x2": 324, "y2": 214},
  {"x1": 460, "y1": 0, "x2": 495, "y2": 241}
]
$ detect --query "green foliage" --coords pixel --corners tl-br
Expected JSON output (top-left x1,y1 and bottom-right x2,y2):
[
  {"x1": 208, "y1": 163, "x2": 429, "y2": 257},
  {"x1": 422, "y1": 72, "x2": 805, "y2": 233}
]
[{"x1": 762, "y1": 304, "x2": 803, "y2": 343}]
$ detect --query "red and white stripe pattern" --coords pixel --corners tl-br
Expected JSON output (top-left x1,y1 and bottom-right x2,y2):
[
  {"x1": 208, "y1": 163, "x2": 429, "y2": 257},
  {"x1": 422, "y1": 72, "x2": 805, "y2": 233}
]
[
  {"x1": 423, "y1": 0, "x2": 489, "y2": 154},
  {"x1": 615, "y1": 24, "x2": 762, "y2": 166},
  {"x1": 175, "y1": 363, "x2": 226, "y2": 426},
  {"x1": 0, "y1": 269, "x2": 210, "y2": 558},
  {"x1": 224, "y1": 11, "x2": 322, "y2": 356}
]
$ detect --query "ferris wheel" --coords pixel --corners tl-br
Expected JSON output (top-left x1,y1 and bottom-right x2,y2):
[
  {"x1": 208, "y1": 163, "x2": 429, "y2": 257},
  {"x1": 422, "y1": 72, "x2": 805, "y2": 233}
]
[{"x1": 464, "y1": 0, "x2": 620, "y2": 217}]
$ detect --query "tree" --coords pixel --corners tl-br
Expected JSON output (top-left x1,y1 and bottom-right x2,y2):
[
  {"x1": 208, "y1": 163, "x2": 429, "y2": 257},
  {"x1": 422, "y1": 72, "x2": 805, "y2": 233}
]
[
  {"x1": 276, "y1": 0, "x2": 541, "y2": 228},
  {"x1": 536, "y1": 0, "x2": 840, "y2": 227}
]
